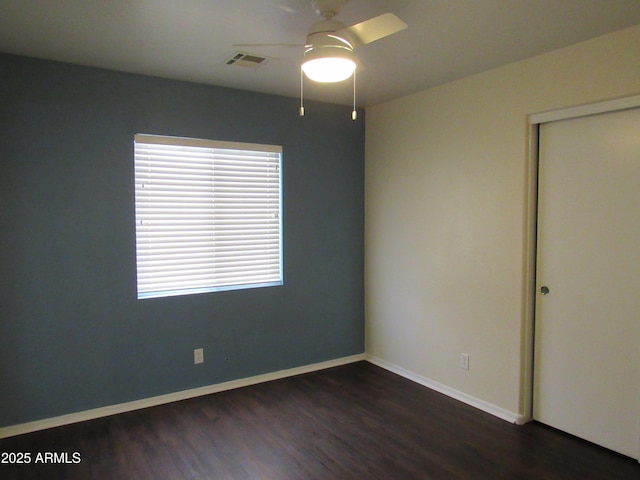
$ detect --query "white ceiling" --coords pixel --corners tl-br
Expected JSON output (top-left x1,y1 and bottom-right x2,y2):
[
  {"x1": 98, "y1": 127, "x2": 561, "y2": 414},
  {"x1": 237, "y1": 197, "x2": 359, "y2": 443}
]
[{"x1": 1, "y1": 0, "x2": 639, "y2": 107}]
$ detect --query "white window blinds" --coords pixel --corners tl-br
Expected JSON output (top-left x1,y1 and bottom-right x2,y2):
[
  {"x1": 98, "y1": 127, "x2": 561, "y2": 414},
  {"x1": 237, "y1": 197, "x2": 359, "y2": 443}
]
[{"x1": 134, "y1": 134, "x2": 282, "y2": 299}]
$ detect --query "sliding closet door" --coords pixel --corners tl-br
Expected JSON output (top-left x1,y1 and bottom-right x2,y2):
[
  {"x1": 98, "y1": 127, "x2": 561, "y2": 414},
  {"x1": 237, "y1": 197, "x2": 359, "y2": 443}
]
[{"x1": 533, "y1": 107, "x2": 640, "y2": 459}]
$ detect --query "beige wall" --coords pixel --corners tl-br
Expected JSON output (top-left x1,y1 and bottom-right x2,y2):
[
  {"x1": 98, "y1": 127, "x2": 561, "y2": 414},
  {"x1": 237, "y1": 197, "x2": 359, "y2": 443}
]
[{"x1": 365, "y1": 25, "x2": 640, "y2": 417}]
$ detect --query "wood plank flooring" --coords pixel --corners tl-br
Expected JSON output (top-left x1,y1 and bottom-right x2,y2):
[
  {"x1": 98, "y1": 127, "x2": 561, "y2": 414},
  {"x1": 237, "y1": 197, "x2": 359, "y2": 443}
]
[{"x1": 1, "y1": 361, "x2": 638, "y2": 479}]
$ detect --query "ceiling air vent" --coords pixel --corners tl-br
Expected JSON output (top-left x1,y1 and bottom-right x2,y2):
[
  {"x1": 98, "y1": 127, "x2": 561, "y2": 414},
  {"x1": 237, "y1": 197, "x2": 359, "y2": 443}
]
[{"x1": 225, "y1": 52, "x2": 268, "y2": 69}]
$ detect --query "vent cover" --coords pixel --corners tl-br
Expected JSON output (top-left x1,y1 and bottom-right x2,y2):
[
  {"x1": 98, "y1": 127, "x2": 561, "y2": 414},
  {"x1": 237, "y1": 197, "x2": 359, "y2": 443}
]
[{"x1": 225, "y1": 52, "x2": 268, "y2": 68}]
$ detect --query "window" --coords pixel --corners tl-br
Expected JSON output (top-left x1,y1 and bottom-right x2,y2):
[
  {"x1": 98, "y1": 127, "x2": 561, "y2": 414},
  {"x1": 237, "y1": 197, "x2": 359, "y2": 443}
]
[{"x1": 134, "y1": 134, "x2": 282, "y2": 299}]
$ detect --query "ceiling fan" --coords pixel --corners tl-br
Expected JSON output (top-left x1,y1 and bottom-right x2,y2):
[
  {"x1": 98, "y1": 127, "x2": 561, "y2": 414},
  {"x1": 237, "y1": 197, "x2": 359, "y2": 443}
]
[{"x1": 235, "y1": 0, "x2": 408, "y2": 118}]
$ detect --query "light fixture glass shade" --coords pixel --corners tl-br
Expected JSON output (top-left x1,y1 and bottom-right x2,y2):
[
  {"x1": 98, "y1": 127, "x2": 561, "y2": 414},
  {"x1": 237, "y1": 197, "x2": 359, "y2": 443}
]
[
  {"x1": 301, "y1": 38, "x2": 356, "y2": 83},
  {"x1": 302, "y1": 57, "x2": 356, "y2": 82}
]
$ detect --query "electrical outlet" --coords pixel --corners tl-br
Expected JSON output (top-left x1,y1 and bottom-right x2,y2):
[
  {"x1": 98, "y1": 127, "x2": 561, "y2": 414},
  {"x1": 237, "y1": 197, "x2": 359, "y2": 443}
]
[
  {"x1": 460, "y1": 353, "x2": 469, "y2": 370},
  {"x1": 194, "y1": 348, "x2": 204, "y2": 364}
]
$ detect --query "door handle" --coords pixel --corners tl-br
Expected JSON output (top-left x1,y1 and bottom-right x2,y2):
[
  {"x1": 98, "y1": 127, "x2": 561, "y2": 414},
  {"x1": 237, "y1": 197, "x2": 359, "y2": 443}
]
[{"x1": 540, "y1": 286, "x2": 550, "y2": 295}]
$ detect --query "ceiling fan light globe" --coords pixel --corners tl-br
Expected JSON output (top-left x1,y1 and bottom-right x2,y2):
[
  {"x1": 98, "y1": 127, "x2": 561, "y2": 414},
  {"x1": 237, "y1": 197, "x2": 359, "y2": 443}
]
[{"x1": 302, "y1": 57, "x2": 356, "y2": 82}]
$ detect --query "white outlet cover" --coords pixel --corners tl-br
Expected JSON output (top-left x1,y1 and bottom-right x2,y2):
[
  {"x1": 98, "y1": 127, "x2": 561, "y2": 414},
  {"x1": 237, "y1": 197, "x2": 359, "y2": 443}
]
[
  {"x1": 460, "y1": 353, "x2": 469, "y2": 370},
  {"x1": 194, "y1": 348, "x2": 204, "y2": 364}
]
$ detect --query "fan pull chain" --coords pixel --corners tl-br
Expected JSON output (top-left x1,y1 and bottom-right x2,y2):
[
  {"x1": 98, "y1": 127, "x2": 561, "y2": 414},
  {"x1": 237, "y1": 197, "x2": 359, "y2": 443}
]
[
  {"x1": 300, "y1": 69, "x2": 305, "y2": 117},
  {"x1": 352, "y1": 69, "x2": 357, "y2": 121},
  {"x1": 299, "y1": 66, "x2": 358, "y2": 120}
]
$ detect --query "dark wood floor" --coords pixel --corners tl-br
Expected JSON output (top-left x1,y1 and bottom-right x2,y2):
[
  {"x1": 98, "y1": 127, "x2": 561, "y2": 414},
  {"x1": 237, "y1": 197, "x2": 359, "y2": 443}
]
[{"x1": 1, "y1": 362, "x2": 638, "y2": 479}]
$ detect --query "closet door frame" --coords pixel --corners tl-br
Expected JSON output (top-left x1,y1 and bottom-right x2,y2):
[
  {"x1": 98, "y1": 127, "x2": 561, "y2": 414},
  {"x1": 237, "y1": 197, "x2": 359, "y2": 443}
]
[{"x1": 521, "y1": 95, "x2": 640, "y2": 459}]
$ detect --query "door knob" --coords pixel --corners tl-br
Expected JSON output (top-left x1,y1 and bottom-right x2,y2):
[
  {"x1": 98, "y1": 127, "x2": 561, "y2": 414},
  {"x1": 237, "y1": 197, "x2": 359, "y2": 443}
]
[{"x1": 540, "y1": 286, "x2": 550, "y2": 295}]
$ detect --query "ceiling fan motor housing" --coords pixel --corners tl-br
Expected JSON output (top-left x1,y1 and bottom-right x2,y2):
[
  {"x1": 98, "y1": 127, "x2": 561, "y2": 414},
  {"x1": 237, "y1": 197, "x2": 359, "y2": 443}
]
[
  {"x1": 306, "y1": 19, "x2": 354, "y2": 48},
  {"x1": 304, "y1": 18, "x2": 355, "y2": 69},
  {"x1": 302, "y1": 18, "x2": 356, "y2": 82}
]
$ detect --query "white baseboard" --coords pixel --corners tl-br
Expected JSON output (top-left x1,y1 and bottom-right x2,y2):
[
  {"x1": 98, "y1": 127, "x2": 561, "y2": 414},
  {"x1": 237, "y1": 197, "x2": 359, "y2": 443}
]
[
  {"x1": 365, "y1": 354, "x2": 528, "y2": 425},
  {"x1": 0, "y1": 353, "x2": 366, "y2": 439}
]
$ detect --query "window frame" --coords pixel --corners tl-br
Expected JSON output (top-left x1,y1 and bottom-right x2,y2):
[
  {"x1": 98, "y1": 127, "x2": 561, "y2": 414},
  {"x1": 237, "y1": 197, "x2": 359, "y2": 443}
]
[{"x1": 133, "y1": 134, "x2": 283, "y2": 299}]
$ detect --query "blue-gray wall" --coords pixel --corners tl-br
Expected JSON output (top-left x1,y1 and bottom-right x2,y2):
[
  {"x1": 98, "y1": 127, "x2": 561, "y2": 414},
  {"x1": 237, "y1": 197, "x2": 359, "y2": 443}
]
[{"x1": 0, "y1": 53, "x2": 364, "y2": 427}]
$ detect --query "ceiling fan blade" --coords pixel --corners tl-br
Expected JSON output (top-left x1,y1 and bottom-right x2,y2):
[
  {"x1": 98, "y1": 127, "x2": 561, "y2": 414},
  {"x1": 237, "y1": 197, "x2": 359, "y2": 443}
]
[{"x1": 343, "y1": 12, "x2": 407, "y2": 47}]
